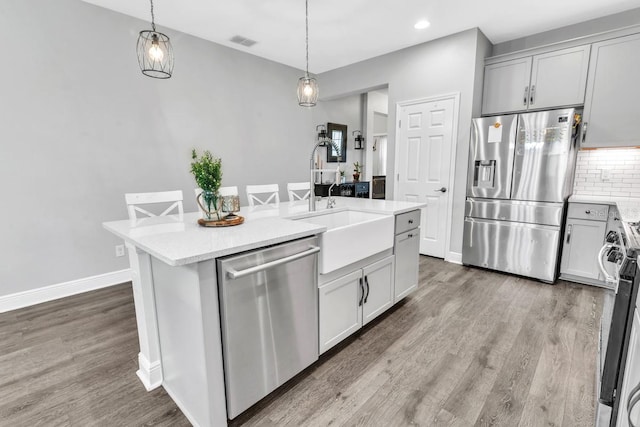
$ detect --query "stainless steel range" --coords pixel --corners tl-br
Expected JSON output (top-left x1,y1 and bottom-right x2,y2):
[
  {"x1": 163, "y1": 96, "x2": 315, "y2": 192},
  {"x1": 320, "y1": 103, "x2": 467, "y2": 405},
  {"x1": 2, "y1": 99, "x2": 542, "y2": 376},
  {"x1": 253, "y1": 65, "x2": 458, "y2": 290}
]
[
  {"x1": 462, "y1": 108, "x2": 581, "y2": 283},
  {"x1": 599, "y1": 220, "x2": 640, "y2": 426}
]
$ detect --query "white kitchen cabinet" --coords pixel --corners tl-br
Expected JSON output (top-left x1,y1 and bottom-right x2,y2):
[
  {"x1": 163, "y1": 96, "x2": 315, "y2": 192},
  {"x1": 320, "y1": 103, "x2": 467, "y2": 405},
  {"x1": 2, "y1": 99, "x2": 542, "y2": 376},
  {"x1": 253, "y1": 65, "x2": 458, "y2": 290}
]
[
  {"x1": 616, "y1": 309, "x2": 640, "y2": 427},
  {"x1": 394, "y1": 229, "x2": 419, "y2": 301},
  {"x1": 560, "y1": 218, "x2": 606, "y2": 280},
  {"x1": 318, "y1": 270, "x2": 362, "y2": 354},
  {"x1": 362, "y1": 257, "x2": 394, "y2": 325},
  {"x1": 560, "y1": 207, "x2": 607, "y2": 283},
  {"x1": 482, "y1": 57, "x2": 532, "y2": 115},
  {"x1": 482, "y1": 45, "x2": 590, "y2": 115},
  {"x1": 583, "y1": 33, "x2": 640, "y2": 148},
  {"x1": 319, "y1": 256, "x2": 394, "y2": 354}
]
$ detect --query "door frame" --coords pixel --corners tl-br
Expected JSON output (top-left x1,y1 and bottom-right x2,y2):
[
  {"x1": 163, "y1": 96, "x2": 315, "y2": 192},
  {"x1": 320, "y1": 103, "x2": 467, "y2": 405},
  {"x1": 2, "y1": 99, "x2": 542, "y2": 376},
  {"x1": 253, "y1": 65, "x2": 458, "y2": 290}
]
[{"x1": 393, "y1": 92, "x2": 461, "y2": 262}]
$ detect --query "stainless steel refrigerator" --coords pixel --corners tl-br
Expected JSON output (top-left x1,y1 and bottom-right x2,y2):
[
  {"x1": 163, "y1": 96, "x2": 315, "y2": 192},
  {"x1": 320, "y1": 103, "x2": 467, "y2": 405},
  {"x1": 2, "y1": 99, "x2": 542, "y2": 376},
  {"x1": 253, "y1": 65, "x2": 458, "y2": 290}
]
[{"x1": 462, "y1": 108, "x2": 581, "y2": 283}]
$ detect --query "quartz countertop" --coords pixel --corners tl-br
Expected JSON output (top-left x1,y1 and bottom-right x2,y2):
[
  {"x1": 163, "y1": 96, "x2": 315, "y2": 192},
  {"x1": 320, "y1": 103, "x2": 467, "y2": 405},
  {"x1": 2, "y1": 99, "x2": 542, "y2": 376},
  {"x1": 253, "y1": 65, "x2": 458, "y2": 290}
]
[{"x1": 103, "y1": 197, "x2": 426, "y2": 266}]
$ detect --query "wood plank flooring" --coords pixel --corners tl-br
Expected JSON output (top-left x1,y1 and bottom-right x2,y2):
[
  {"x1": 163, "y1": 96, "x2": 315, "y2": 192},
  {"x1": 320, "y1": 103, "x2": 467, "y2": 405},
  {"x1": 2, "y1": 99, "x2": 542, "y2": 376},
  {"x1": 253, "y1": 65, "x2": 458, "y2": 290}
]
[{"x1": 0, "y1": 257, "x2": 605, "y2": 426}]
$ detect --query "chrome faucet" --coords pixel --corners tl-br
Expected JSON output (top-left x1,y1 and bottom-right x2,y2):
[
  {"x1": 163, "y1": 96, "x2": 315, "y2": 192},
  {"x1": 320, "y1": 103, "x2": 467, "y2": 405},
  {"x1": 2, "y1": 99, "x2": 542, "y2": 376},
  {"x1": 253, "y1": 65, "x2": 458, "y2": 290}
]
[
  {"x1": 326, "y1": 183, "x2": 337, "y2": 209},
  {"x1": 309, "y1": 125, "x2": 342, "y2": 212}
]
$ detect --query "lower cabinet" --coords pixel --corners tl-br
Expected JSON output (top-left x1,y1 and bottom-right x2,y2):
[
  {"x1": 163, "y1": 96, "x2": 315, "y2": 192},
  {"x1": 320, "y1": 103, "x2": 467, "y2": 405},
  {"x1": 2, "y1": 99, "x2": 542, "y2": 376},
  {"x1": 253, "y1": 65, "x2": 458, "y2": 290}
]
[
  {"x1": 560, "y1": 218, "x2": 606, "y2": 280},
  {"x1": 319, "y1": 256, "x2": 394, "y2": 354},
  {"x1": 394, "y1": 229, "x2": 419, "y2": 302},
  {"x1": 616, "y1": 309, "x2": 640, "y2": 427},
  {"x1": 560, "y1": 202, "x2": 609, "y2": 285}
]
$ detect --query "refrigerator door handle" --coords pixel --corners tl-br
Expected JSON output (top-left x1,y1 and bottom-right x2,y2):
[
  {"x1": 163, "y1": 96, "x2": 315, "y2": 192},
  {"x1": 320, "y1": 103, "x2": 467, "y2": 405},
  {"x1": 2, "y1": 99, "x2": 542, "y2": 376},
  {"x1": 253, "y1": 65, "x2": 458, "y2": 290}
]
[
  {"x1": 523, "y1": 86, "x2": 529, "y2": 106},
  {"x1": 226, "y1": 246, "x2": 320, "y2": 279},
  {"x1": 530, "y1": 85, "x2": 536, "y2": 105},
  {"x1": 566, "y1": 225, "x2": 572, "y2": 244}
]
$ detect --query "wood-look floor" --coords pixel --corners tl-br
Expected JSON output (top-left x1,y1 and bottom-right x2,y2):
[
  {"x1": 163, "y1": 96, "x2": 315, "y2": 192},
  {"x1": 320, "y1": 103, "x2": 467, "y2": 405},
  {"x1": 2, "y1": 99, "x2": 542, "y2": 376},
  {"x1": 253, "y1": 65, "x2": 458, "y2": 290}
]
[{"x1": 0, "y1": 257, "x2": 605, "y2": 426}]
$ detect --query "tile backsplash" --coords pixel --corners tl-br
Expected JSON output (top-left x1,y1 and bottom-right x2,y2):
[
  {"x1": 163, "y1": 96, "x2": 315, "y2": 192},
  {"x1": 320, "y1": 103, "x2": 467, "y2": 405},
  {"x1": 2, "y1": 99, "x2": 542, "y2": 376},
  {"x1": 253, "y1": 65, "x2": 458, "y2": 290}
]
[{"x1": 573, "y1": 148, "x2": 640, "y2": 197}]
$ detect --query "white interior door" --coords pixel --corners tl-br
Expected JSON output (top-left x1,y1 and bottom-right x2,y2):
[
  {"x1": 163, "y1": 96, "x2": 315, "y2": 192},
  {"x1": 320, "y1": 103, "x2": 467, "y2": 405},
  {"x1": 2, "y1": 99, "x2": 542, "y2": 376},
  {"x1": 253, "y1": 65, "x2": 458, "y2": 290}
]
[{"x1": 395, "y1": 97, "x2": 456, "y2": 258}]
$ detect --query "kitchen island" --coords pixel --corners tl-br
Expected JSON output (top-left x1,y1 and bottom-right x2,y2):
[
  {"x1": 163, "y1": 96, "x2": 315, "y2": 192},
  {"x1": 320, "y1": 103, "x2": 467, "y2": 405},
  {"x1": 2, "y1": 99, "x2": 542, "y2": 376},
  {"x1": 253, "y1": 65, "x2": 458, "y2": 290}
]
[{"x1": 103, "y1": 197, "x2": 426, "y2": 426}]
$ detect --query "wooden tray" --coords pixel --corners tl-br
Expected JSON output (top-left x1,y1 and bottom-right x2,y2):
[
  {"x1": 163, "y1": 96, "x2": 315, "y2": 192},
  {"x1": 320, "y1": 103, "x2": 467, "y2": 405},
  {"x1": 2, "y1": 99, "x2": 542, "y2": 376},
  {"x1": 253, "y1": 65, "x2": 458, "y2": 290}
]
[{"x1": 197, "y1": 215, "x2": 244, "y2": 227}]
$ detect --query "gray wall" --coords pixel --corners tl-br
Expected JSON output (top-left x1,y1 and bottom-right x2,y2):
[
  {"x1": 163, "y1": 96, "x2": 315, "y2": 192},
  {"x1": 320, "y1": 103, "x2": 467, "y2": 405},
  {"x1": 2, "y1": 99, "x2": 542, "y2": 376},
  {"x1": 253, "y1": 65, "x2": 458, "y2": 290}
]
[
  {"x1": 318, "y1": 28, "x2": 491, "y2": 255},
  {"x1": 0, "y1": 0, "x2": 316, "y2": 296},
  {"x1": 314, "y1": 94, "x2": 364, "y2": 181},
  {"x1": 492, "y1": 7, "x2": 640, "y2": 56}
]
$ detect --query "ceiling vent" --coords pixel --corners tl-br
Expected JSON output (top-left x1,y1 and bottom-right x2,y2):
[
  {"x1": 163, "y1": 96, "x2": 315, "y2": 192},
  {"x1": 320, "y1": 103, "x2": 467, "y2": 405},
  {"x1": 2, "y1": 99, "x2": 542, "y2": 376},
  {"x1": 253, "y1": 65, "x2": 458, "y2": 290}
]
[{"x1": 229, "y1": 35, "x2": 257, "y2": 47}]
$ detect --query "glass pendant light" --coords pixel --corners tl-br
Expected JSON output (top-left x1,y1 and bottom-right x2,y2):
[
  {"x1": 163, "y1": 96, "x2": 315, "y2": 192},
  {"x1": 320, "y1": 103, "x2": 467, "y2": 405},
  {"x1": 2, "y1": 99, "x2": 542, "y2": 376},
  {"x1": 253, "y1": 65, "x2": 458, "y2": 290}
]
[
  {"x1": 137, "y1": 0, "x2": 174, "y2": 79},
  {"x1": 297, "y1": 0, "x2": 318, "y2": 107}
]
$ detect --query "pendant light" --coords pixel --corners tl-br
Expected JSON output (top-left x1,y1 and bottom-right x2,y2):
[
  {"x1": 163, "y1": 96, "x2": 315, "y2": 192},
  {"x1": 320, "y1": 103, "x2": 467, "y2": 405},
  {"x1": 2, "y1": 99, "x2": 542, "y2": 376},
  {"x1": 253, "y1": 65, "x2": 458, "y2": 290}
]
[
  {"x1": 297, "y1": 0, "x2": 318, "y2": 107},
  {"x1": 137, "y1": 0, "x2": 174, "y2": 79}
]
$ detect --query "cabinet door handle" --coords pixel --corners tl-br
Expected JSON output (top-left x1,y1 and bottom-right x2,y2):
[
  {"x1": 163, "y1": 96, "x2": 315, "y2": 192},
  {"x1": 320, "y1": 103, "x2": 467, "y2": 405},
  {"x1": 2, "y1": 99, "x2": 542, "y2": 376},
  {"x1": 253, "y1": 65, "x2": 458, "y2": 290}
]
[
  {"x1": 364, "y1": 275, "x2": 370, "y2": 304},
  {"x1": 585, "y1": 210, "x2": 591, "y2": 214},
  {"x1": 582, "y1": 122, "x2": 588, "y2": 144},
  {"x1": 627, "y1": 382, "x2": 640, "y2": 427},
  {"x1": 566, "y1": 225, "x2": 572, "y2": 244},
  {"x1": 523, "y1": 86, "x2": 529, "y2": 106},
  {"x1": 408, "y1": 233, "x2": 414, "y2": 238},
  {"x1": 530, "y1": 85, "x2": 536, "y2": 105},
  {"x1": 408, "y1": 219, "x2": 414, "y2": 225},
  {"x1": 358, "y1": 277, "x2": 364, "y2": 306}
]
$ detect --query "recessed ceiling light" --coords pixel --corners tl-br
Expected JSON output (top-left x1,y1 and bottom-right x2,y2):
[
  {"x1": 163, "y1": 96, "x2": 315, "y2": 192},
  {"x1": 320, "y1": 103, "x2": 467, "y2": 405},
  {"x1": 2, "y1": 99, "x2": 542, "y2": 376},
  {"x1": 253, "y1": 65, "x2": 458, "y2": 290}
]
[{"x1": 414, "y1": 20, "x2": 430, "y2": 30}]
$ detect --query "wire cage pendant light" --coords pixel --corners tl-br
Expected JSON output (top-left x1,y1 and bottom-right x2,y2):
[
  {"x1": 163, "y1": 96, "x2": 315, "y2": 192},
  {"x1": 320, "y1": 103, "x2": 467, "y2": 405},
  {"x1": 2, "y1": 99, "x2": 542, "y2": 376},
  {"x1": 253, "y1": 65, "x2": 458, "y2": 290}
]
[
  {"x1": 137, "y1": 0, "x2": 174, "y2": 79},
  {"x1": 297, "y1": 0, "x2": 318, "y2": 107}
]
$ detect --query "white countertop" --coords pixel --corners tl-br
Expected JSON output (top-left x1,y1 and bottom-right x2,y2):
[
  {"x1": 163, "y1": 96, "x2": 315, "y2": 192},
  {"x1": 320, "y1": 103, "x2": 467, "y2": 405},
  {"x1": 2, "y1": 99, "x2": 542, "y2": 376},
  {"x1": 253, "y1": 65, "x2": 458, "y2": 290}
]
[{"x1": 103, "y1": 197, "x2": 426, "y2": 266}]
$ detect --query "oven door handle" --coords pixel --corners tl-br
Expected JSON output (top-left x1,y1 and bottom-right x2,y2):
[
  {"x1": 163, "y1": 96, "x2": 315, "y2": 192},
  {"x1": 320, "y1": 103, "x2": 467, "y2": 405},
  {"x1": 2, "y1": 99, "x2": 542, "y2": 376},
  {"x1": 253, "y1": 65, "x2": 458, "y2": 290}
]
[
  {"x1": 628, "y1": 381, "x2": 640, "y2": 427},
  {"x1": 598, "y1": 243, "x2": 616, "y2": 285}
]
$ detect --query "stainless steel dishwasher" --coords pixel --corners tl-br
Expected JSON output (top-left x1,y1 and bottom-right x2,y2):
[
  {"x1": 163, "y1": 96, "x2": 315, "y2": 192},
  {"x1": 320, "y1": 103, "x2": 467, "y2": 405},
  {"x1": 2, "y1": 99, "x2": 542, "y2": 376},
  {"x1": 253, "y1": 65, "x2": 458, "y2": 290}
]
[{"x1": 217, "y1": 236, "x2": 319, "y2": 419}]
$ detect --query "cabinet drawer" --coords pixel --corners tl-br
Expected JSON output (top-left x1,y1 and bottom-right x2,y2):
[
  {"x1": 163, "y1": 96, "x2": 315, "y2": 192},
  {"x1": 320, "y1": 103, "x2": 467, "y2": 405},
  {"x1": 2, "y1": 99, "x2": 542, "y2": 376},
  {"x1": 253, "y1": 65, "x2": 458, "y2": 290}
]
[
  {"x1": 395, "y1": 210, "x2": 421, "y2": 235},
  {"x1": 567, "y1": 203, "x2": 609, "y2": 221}
]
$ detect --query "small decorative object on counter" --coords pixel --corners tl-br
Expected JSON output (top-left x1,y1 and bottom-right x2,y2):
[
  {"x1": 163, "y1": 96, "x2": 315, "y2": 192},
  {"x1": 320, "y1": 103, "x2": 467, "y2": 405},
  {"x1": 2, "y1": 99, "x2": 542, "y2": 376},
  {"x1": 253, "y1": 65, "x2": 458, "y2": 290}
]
[
  {"x1": 340, "y1": 169, "x2": 346, "y2": 184},
  {"x1": 221, "y1": 195, "x2": 241, "y2": 220},
  {"x1": 353, "y1": 161, "x2": 362, "y2": 182},
  {"x1": 191, "y1": 149, "x2": 223, "y2": 222}
]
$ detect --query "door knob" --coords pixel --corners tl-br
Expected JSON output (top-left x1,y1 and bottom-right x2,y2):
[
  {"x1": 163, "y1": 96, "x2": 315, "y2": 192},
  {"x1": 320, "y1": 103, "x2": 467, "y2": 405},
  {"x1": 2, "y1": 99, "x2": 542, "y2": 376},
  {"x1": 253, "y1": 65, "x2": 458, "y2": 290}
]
[{"x1": 434, "y1": 187, "x2": 447, "y2": 193}]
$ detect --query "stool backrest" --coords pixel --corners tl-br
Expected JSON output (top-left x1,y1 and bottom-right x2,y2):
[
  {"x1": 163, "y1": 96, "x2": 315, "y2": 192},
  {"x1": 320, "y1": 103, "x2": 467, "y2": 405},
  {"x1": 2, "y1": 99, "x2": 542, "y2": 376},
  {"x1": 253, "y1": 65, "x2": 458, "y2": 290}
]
[
  {"x1": 125, "y1": 190, "x2": 184, "y2": 224},
  {"x1": 287, "y1": 182, "x2": 311, "y2": 201},
  {"x1": 246, "y1": 184, "x2": 280, "y2": 206}
]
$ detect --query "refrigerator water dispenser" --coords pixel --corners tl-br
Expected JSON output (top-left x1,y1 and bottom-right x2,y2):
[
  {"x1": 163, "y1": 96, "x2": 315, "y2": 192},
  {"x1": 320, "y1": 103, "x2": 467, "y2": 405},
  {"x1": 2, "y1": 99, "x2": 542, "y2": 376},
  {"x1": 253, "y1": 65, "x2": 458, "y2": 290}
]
[{"x1": 474, "y1": 160, "x2": 496, "y2": 189}]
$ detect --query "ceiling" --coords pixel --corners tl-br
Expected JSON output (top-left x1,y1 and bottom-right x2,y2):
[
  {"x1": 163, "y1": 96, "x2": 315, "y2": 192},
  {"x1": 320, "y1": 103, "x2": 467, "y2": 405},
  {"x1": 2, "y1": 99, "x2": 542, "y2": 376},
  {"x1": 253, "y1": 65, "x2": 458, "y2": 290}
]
[{"x1": 81, "y1": 0, "x2": 640, "y2": 73}]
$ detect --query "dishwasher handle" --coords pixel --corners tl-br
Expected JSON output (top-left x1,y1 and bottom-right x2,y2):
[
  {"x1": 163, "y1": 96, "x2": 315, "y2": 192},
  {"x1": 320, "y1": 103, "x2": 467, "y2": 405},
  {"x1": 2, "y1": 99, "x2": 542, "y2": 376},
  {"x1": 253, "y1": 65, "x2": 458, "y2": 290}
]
[{"x1": 226, "y1": 245, "x2": 320, "y2": 279}]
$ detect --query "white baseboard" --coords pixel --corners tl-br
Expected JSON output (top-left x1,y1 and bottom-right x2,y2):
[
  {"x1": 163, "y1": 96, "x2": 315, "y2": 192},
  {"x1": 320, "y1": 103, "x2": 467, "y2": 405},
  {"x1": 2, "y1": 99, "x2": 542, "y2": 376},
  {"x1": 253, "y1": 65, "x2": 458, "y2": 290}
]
[
  {"x1": 445, "y1": 251, "x2": 462, "y2": 264},
  {"x1": 0, "y1": 269, "x2": 132, "y2": 313},
  {"x1": 136, "y1": 352, "x2": 163, "y2": 391}
]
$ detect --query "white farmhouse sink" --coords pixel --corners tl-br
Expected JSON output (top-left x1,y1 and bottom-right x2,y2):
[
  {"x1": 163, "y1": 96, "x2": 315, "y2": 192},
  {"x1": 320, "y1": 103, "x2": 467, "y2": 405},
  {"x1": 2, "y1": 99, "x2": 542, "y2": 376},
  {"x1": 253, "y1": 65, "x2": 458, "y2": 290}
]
[{"x1": 294, "y1": 210, "x2": 394, "y2": 274}]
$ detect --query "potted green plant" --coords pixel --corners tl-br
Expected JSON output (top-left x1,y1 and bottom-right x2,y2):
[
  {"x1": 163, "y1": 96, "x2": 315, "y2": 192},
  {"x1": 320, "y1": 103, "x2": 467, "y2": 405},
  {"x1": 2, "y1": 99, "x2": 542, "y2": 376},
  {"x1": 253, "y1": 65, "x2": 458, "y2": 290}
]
[
  {"x1": 340, "y1": 169, "x2": 346, "y2": 184},
  {"x1": 190, "y1": 149, "x2": 223, "y2": 221},
  {"x1": 353, "y1": 161, "x2": 362, "y2": 182}
]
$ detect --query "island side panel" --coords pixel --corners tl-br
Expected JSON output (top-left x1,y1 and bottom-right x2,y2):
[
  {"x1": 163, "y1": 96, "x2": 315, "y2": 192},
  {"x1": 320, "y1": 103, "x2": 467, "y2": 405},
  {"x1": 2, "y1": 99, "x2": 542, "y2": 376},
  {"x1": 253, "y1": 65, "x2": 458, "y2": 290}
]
[
  {"x1": 125, "y1": 243, "x2": 163, "y2": 390},
  {"x1": 152, "y1": 259, "x2": 227, "y2": 427}
]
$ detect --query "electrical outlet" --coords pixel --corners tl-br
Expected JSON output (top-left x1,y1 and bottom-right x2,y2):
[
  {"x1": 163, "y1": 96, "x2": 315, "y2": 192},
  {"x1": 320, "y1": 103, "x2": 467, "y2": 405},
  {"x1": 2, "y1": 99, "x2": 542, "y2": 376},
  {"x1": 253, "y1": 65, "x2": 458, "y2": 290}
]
[
  {"x1": 601, "y1": 169, "x2": 612, "y2": 181},
  {"x1": 115, "y1": 244, "x2": 126, "y2": 257}
]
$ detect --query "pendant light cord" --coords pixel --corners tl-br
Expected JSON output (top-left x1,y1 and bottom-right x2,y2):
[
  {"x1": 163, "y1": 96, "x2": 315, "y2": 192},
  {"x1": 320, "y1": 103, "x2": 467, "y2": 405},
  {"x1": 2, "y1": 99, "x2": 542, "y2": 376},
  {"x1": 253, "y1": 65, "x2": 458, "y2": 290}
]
[
  {"x1": 150, "y1": 0, "x2": 156, "y2": 32},
  {"x1": 305, "y1": 0, "x2": 309, "y2": 78}
]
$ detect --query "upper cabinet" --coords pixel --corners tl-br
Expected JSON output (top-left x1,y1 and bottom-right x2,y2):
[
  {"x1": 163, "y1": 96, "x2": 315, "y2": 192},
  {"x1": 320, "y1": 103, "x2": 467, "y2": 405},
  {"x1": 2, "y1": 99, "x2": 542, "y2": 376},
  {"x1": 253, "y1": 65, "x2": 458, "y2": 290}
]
[
  {"x1": 582, "y1": 33, "x2": 640, "y2": 148},
  {"x1": 482, "y1": 45, "x2": 591, "y2": 116}
]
